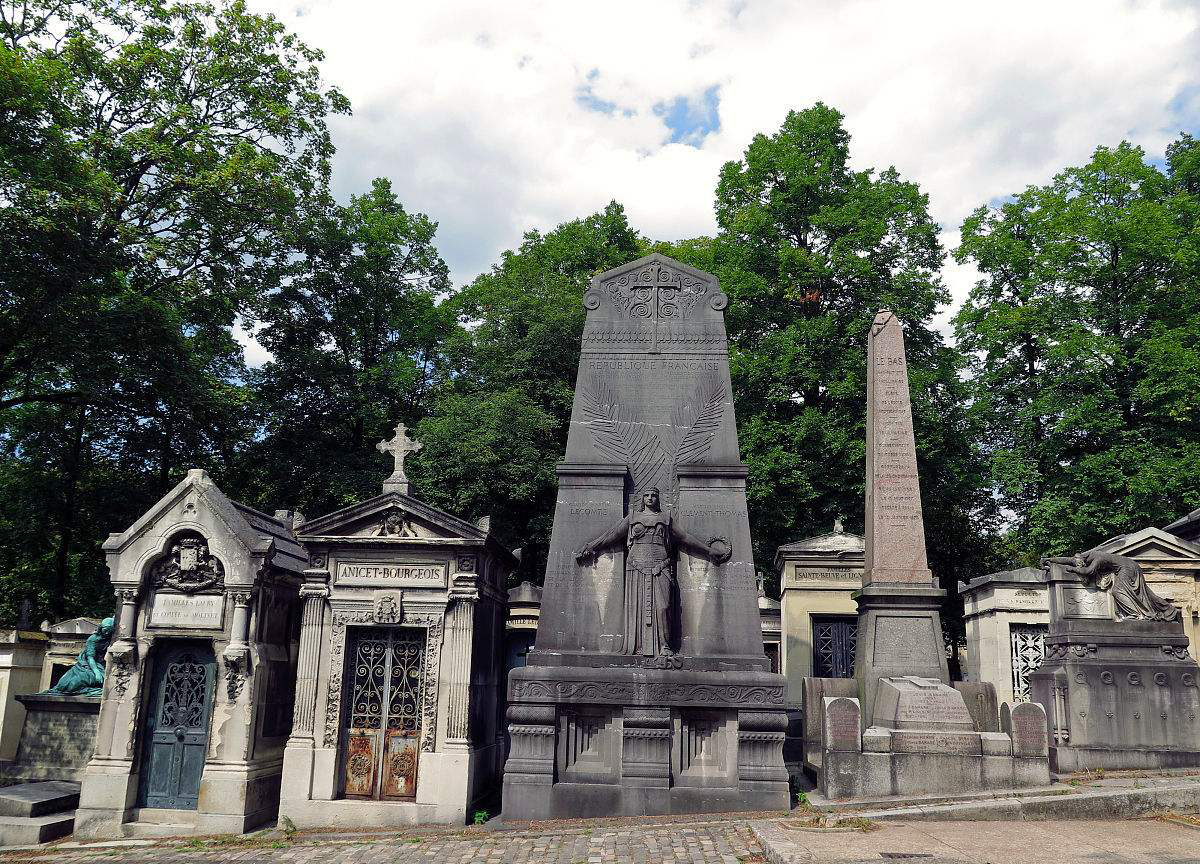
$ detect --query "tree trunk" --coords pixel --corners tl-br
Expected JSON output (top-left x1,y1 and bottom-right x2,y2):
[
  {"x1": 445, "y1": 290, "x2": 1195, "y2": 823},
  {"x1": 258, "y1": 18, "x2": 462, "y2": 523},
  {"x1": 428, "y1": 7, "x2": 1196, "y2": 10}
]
[{"x1": 51, "y1": 404, "x2": 88, "y2": 619}]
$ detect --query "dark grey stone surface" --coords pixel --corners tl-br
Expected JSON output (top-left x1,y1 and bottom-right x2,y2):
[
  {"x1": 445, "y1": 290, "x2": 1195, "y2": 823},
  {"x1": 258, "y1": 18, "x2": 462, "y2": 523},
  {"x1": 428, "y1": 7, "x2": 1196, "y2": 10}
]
[
  {"x1": 503, "y1": 254, "x2": 788, "y2": 818},
  {"x1": 1030, "y1": 559, "x2": 1200, "y2": 772},
  {"x1": 0, "y1": 695, "x2": 99, "y2": 784}
]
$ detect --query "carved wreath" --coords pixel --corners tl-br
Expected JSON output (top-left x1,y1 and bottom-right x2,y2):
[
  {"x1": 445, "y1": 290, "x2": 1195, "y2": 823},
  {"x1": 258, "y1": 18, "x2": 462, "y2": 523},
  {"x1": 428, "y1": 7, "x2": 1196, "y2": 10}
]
[
  {"x1": 579, "y1": 372, "x2": 723, "y2": 507},
  {"x1": 151, "y1": 533, "x2": 224, "y2": 594}
]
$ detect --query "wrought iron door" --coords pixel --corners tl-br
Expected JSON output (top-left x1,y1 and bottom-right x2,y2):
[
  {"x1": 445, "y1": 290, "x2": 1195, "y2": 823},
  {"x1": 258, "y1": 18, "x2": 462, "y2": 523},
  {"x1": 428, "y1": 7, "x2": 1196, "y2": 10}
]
[
  {"x1": 1010, "y1": 623, "x2": 1047, "y2": 702},
  {"x1": 812, "y1": 615, "x2": 857, "y2": 679},
  {"x1": 343, "y1": 627, "x2": 425, "y2": 800},
  {"x1": 138, "y1": 644, "x2": 215, "y2": 809}
]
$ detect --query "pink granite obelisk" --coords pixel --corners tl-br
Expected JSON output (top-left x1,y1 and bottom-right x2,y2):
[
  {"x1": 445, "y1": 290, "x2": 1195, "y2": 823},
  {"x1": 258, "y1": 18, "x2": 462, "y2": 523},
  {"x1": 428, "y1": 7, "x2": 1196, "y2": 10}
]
[
  {"x1": 864, "y1": 310, "x2": 933, "y2": 586},
  {"x1": 854, "y1": 310, "x2": 951, "y2": 725}
]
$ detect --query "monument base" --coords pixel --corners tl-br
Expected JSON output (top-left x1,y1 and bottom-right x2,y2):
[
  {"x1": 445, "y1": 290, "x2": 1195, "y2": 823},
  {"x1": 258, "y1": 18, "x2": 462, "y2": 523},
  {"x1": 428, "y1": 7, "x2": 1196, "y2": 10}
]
[
  {"x1": 816, "y1": 679, "x2": 1051, "y2": 800},
  {"x1": 502, "y1": 664, "x2": 790, "y2": 819},
  {"x1": 0, "y1": 694, "x2": 99, "y2": 785},
  {"x1": 853, "y1": 584, "x2": 950, "y2": 727},
  {"x1": 1030, "y1": 619, "x2": 1200, "y2": 774}
]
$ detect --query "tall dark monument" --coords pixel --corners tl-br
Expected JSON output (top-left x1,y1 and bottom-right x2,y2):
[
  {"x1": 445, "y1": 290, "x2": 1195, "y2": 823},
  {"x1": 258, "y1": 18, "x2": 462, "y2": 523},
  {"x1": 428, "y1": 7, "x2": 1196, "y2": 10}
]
[{"x1": 502, "y1": 254, "x2": 789, "y2": 818}]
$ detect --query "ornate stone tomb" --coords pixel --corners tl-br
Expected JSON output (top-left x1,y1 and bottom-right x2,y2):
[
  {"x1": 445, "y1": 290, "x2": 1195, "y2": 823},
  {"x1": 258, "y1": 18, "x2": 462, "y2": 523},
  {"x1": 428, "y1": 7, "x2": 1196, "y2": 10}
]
[
  {"x1": 74, "y1": 470, "x2": 306, "y2": 838},
  {"x1": 1030, "y1": 552, "x2": 1200, "y2": 772},
  {"x1": 503, "y1": 254, "x2": 789, "y2": 818},
  {"x1": 280, "y1": 427, "x2": 516, "y2": 827}
]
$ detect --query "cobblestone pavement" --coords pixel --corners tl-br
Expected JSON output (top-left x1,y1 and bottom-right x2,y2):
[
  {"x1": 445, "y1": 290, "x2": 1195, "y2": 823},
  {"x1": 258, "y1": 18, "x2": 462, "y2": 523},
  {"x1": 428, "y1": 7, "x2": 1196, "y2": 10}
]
[
  {"x1": 4, "y1": 815, "x2": 1199, "y2": 864},
  {"x1": 0, "y1": 819, "x2": 768, "y2": 864}
]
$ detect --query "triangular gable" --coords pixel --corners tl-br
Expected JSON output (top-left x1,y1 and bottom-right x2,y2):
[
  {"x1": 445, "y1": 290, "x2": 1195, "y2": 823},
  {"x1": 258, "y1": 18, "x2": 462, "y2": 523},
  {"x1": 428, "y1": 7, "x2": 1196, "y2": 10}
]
[
  {"x1": 592, "y1": 252, "x2": 720, "y2": 291},
  {"x1": 298, "y1": 490, "x2": 487, "y2": 542},
  {"x1": 1092, "y1": 526, "x2": 1200, "y2": 564},
  {"x1": 102, "y1": 469, "x2": 303, "y2": 580}
]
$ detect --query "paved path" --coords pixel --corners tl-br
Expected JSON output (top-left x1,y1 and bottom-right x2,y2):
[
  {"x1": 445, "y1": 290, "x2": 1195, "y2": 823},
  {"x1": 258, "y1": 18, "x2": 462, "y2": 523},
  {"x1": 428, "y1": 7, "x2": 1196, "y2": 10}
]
[
  {"x1": 2, "y1": 816, "x2": 1197, "y2": 863},
  {"x1": 755, "y1": 817, "x2": 1200, "y2": 863}
]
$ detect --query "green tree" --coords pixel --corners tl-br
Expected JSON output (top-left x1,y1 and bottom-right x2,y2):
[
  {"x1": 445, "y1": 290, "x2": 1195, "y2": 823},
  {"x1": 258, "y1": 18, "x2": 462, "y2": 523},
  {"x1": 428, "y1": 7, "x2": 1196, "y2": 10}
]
[
  {"x1": 663, "y1": 104, "x2": 996, "y2": 598},
  {"x1": 0, "y1": 0, "x2": 346, "y2": 618},
  {"x1": 244, "y1": 178, "x2": 453, "y2": 517},
  {"x1": 414, "y1": 203, "x2": 642, "y2": 581},
  {"x1": 955, "y1": 139, "x2": 1200, "y2": 563}
]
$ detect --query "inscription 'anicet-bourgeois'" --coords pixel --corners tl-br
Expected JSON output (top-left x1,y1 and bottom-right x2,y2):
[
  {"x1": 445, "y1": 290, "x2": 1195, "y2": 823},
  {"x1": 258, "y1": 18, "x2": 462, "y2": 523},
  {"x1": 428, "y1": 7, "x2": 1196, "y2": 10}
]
[
  {"x1": 335, "y1": 561, "x2": 447, "y2": 587},
  {"x1": 864, "y1": 310, "x2": 932, "y2": 586}
]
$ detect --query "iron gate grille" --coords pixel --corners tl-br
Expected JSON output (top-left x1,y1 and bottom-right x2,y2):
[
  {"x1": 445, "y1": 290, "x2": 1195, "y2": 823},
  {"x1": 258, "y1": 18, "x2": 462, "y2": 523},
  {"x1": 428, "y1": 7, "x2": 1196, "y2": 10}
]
[
  {"x1": 812, "y1": 616, "x2": 857, "y2": 679},
  {"x1": 1010, "y1": 623, "x2": 1047, "y2": 702},
  {"x1": 343, "y1": 627, "x2": 425, "y2": 800}
]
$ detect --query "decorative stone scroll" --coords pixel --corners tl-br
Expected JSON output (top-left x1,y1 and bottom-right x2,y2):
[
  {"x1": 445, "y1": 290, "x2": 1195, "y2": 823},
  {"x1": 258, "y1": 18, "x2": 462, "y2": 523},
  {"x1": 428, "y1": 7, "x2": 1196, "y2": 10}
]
[{"x1": 322, "y1": 606, "x2": 444, "y2": 752}]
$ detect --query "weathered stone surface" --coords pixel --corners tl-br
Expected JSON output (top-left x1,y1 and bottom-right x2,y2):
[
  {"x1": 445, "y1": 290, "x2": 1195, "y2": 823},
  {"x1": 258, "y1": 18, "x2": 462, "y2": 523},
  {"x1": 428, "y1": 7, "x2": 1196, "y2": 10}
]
[
  {"x1": 853, "y1": 312, "x2": 950, "y2": 730},
  {"x1": 870, "y1": 676, "x2": 974, "y2": 732},
  {"x1": 1003, "y1": 702, "x2": 1049, "y2": 758},
  {"x1": 823, "y1": 697, "x2": 860, "y2": 753},
  {"x1": 863, "y1": 310, "x2": 931, "y2": 587},
  {"x1": 1030, "y1": 557, "x2": 1200, "y2": 772},
  {"x1": 504, "y1": 254, "x2": 788, "y2": 818}
]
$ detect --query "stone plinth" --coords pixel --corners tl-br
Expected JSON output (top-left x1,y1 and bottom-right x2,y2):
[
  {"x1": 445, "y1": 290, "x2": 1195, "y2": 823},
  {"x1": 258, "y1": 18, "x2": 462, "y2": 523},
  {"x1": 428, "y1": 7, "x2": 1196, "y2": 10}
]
[
  {"x1": 503, "y1": 255, "x2": 788, "y2": 818},
  {"x1": 1030, "y1": 560, "x2": 1200, "y2": 773},
  {"x1": 1, "y1": 694, "x2": 99, "y2": 784}
]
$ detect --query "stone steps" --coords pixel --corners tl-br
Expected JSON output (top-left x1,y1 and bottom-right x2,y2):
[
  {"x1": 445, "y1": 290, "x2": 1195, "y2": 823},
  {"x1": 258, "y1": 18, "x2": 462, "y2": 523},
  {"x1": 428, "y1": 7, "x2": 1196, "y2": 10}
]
[
  {"x1": 0, "y1": 780, "x2": 80, "y2": 846},
  {"x1": 119, "y1": 807, "x2": 199, "y2": 838},
  {"x1": 0, "y1": 811, "x2": 75, "y2": 845},
  {"x1": 0, "y1": 780, "x2": 80, "y2": 817}
]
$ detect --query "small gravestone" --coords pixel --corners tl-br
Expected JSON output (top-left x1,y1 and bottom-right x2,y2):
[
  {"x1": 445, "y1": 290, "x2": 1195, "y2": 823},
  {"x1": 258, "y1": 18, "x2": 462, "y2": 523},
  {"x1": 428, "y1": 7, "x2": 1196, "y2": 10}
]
[
  {"x1": 823, "y1": 697, "x2": 861, "y2": 753},
  {"x1": 1003, "y1": 702, "x2": 1049, "y2": 758}
]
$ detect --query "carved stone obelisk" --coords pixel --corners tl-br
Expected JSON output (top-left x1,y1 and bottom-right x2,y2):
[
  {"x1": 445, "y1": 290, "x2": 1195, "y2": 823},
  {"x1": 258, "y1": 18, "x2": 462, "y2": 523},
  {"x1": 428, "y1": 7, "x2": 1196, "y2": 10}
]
[
  {"x1": 854, "y1": 310, "x2": 951, "y2": 724},
  {"x1": 812, "y1": 312, "x2": 1050, "y2": 799},
  {"x1": 502, "y1": 253, "x2": 789, "y2": 818}
]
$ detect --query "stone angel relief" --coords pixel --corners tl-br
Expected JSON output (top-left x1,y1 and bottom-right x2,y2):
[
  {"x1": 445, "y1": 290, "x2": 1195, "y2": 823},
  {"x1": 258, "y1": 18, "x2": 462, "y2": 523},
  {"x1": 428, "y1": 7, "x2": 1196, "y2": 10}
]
[
  {"x1": 1044, "y1": 550, "x2": 1181, "y2": 622},
  {"x1": 575, "y1": 487, "x2": 731, "y2": 657}
]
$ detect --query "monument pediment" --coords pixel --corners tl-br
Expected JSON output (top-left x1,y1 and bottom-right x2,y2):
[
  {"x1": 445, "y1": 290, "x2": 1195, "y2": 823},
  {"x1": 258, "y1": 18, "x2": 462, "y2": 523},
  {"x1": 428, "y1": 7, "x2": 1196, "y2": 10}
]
[
  {"x1": 102, "y1": 469, "x2": 306, "y2": 583},
  {"x1": 297, "y1": 491, "x2": 489, "y2": 544},
  {"x1": 1092, "y1": 527, "x2": 1200, "y2": 565}
]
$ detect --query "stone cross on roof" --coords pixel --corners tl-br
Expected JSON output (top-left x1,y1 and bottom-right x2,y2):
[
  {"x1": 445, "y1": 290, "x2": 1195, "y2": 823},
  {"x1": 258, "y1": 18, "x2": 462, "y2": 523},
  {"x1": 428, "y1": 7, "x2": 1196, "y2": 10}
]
[{"x1": 377, "y1": 422, "x2": 422, "y2": 495}]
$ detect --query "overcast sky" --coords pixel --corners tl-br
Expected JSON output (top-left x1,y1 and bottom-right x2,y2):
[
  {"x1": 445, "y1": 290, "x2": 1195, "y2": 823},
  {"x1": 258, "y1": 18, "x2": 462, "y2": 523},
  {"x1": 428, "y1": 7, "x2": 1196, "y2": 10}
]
[{"x1": 241, "y1": 0, "x2": 1200, "y2": 360}]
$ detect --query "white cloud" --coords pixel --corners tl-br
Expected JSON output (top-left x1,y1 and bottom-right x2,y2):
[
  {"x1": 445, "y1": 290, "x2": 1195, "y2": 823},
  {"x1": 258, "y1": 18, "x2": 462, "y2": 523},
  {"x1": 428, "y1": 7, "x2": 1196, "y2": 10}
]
[{"x1": 251, "y1": 0, "x2": 1200, "y2": 335}]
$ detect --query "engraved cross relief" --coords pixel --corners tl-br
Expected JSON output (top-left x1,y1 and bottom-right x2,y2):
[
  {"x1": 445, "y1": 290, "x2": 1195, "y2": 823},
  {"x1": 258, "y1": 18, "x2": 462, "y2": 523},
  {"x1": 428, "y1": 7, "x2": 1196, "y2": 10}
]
[{"x1": 603, "y1": 263, "x2": 708, "y2": 353}]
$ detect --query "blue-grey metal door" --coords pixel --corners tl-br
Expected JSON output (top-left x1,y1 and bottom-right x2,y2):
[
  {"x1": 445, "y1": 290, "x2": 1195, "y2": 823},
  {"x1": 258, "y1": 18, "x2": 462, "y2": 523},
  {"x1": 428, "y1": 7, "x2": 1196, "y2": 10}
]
[{"x1": 138, "y1": 643, "x2": 215, "y2": 809}]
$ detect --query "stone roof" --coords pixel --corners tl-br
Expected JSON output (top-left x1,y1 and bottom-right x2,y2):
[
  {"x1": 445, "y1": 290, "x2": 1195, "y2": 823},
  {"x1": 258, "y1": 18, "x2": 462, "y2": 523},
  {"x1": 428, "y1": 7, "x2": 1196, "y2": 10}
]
[
  {"x1": 508, "y1": 581, "x2": 542, "y2": 605},
  {"x1": 776, "y1": 532, "x2": 864, "y2": 556},
  {"x1": 959, "y1": 565, "x2": 1043, "y2": 594},
  {"x1": 1165, "y1": 507, "x2": 1200, "y2": 543}
]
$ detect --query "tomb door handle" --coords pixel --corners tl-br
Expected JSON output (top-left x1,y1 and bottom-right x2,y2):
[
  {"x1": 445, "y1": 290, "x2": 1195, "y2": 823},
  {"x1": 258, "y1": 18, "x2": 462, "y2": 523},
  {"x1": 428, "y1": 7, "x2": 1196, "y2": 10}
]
[{"x1": 174, "y1": 727, "x2": 185, "y2": 740}]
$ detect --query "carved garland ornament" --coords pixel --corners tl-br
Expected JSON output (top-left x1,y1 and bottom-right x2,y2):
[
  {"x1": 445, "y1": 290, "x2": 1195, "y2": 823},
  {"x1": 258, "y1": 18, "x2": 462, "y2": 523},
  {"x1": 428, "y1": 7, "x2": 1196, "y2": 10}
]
[
  {"x1": 322, "y1": 607, "x2": 444, "y2": 752},
  {"x1": 509, "y1": 678, "x2": 785, "y2": 707}
]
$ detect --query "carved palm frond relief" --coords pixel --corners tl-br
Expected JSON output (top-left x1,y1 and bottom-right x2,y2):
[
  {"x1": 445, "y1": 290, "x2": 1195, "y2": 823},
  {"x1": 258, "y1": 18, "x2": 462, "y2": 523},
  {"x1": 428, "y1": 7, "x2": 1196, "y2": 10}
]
[
  {"x1": 578, "y1": 378, "x2": 670, "y2": 496},
  {"x1": 673, "y1": 373, "x2": 724, "y2": 467}
]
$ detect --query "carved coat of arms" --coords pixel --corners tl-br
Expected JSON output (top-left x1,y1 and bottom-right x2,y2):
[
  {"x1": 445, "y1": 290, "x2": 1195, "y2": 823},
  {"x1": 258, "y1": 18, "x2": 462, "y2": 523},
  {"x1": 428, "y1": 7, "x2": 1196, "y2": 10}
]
[{"x1": 151, "y1": 534, "x2": 224, "y2": 593}]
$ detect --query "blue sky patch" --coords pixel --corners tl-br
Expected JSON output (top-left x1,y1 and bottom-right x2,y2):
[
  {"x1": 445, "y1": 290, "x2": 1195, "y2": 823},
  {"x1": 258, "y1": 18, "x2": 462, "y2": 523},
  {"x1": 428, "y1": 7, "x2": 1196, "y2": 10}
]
[
  {"x1": 576, "y1": 68, "x2": 618, "y2": 115},
  {"x1": 654, "y1": 85, "x2": 721, "y2": 146}
]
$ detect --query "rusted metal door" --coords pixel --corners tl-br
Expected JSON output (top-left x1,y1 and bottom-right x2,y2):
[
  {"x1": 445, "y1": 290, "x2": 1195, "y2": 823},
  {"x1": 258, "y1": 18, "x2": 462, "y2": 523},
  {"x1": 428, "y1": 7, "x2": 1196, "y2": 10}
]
[{"x1": 343, "y1": 627, "x2": 424, "y2": 800}]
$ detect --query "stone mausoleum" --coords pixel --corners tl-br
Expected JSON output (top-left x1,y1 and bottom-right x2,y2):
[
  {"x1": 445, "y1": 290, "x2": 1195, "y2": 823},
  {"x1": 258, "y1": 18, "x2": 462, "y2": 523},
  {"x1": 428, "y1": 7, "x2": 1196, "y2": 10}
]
[
  {"x1": 280, "y1": 424, "x2": 515, "y2": 827},
  {"x1": 75, "y1": 470, "x2": 306, "y2": 838}
]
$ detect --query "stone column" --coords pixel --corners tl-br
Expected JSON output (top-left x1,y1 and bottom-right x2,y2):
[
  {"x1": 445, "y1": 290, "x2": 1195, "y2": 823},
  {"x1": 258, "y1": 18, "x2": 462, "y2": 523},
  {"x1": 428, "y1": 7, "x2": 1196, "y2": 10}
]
[
  {"x1": 221, "y1": 590, "x2": 254, "y2": 704},
  {"x1": 444, "y1": 587, "x2": 477, "y2": 746},
  {"x1": 290, "y1": 581, "x2": 329, "y2": 740},
  {"x1": 621, "y1": 706, "x2": 671, "y2": 799}
]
